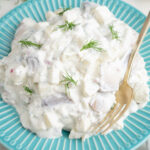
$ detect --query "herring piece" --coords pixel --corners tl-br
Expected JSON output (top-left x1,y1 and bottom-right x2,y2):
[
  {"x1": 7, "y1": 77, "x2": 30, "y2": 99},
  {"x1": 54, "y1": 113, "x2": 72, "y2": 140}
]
[
  {"x1": 42, "y1": 93, "x2": 71, "y2": 107},
  {"x1": 48, "y1": 66, "x2": 60, "y2": 84},
  {"x1": 43, "y1": 111, "x2": 62, "y2": 128},
  {"x1": 75, "y1": 115, "x2": 91, "y2": 132},
  {"x1": 26, "y1": 56, "x2": 39, "y2": 71},
  {"x1": 38, "y1": 83, "x2": 51, "y2": 97},
  {"x1": 99, "y1": 59, "x2": 124, "y2": 92},
  {"x1": 90, "y1": 93, "x2": 115, "y2": 113},
  {"x1": 29, "y1": 115, "x2": 47, "y2": 130},
  {"x1": 92, "y1": 6, "x2": 114, "y2": 24},
  {"x1": 63, "y1": 8, "x2": 82, "y2": 23},
  {"x1": 133, "y1": 82, "x2": 149, "y2": 103},
  {"x1": 82, "y1": 80, "x2": 99, "y2": 97},
  {"x1": 81, "y1": 2, "x2": 97, "y2": 13},
  {"x1": 6, "y1": 65, "x2": 27, "y2": 85},
  {"x1": 14, "y1": 18, "x2": 36, "y2": 41}
]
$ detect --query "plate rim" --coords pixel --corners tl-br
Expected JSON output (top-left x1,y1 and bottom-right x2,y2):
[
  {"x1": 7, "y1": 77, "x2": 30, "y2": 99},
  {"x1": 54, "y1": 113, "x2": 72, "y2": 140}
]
[
  {"x1": 0, "y1": 0, "x2": 146, "y2": 25},
  {"x1": 0, "y1": 0, "x2": 149, "y2": 150}
]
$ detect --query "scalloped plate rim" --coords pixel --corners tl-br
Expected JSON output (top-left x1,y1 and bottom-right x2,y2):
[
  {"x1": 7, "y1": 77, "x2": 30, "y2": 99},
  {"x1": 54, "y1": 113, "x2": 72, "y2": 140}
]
[{"x1": 0, "y1": 0, "x2": 149, "y2": 150}]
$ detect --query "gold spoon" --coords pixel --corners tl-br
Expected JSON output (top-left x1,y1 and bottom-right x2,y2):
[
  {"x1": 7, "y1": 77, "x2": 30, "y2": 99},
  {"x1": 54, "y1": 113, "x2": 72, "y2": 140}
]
[{"x1": 95, "y1": 11, "x2": 150, "y2": 134}]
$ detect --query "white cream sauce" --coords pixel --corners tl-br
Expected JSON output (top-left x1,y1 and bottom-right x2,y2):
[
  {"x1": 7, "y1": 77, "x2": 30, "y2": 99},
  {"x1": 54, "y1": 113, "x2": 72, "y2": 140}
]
[{"x1": 0, "y1": 2, "x2": 149, "y2": 139}]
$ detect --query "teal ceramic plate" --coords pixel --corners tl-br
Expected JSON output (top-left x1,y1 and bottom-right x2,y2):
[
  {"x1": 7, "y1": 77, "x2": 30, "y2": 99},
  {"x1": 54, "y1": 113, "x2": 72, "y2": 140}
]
[{"x1": 0, "y1": 0, "x2": 150, "y2": 149}]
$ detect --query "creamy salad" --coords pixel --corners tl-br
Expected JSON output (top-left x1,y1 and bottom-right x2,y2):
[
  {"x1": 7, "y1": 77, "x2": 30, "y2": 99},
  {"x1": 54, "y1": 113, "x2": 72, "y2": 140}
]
[{"x1": 0, "y1": 2, "x2": 149, "y2": 139}]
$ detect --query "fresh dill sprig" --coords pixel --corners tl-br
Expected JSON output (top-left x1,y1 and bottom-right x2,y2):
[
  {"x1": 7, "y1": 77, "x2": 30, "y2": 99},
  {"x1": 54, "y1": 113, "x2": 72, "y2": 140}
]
[
  {"x1": 58, "y1": 8, "x2": 71, "y2": 16},
  {"x1": 60, "y1": 73, "x2": 77, "y2": 93},
  {"x1": 80, "y1": 40, "x2": 103, "y2": 52},
  {"x1": 58, "y1": 21, "x2": 77, "y2": 31},
  {"x1": 109, "y1": 25, "x2": 119, "y2": 40},
  {"x1": 19, "y1": 40, "x2": 42, "y2": 49},
  {"x1": 24, "y1": 86, "x2": 34, "y2": 94}
]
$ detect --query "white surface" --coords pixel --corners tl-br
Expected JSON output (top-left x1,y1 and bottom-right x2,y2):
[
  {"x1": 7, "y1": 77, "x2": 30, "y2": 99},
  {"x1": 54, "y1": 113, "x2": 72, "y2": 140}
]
[
  {"x1": 123, "y1": 0, "x2": 150, "y2": 15},
  {"x1": 0, "y1": 0, "x2": 23, "y2": 18},
  {"x1": 0, "y1": 0, "x2": 149, "y2": 150}
]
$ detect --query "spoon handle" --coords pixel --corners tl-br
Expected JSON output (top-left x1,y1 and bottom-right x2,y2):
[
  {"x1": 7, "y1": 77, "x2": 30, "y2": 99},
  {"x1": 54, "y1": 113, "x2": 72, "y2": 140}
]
[{"x1": 123, "y1": 11, "x2": 150, "y2": 82}]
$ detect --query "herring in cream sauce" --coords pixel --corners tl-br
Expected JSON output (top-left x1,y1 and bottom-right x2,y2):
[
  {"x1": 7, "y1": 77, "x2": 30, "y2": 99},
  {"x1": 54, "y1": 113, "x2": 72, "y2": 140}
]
[{"x1": 0, "y1": 2, "x2": 149, "y2": 139}]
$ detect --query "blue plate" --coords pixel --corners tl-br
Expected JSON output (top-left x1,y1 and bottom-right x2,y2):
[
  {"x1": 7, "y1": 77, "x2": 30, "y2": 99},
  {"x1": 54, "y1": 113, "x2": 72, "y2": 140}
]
[{"x1": 0, "y1": 0, "x2": 150, "y2": 149}]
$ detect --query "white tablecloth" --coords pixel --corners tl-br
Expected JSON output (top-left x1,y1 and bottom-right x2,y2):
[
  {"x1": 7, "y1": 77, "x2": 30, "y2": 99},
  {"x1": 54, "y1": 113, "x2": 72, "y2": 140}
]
[{"x1": 0, "y1": 0, "x2": 149, "y2": 150}]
